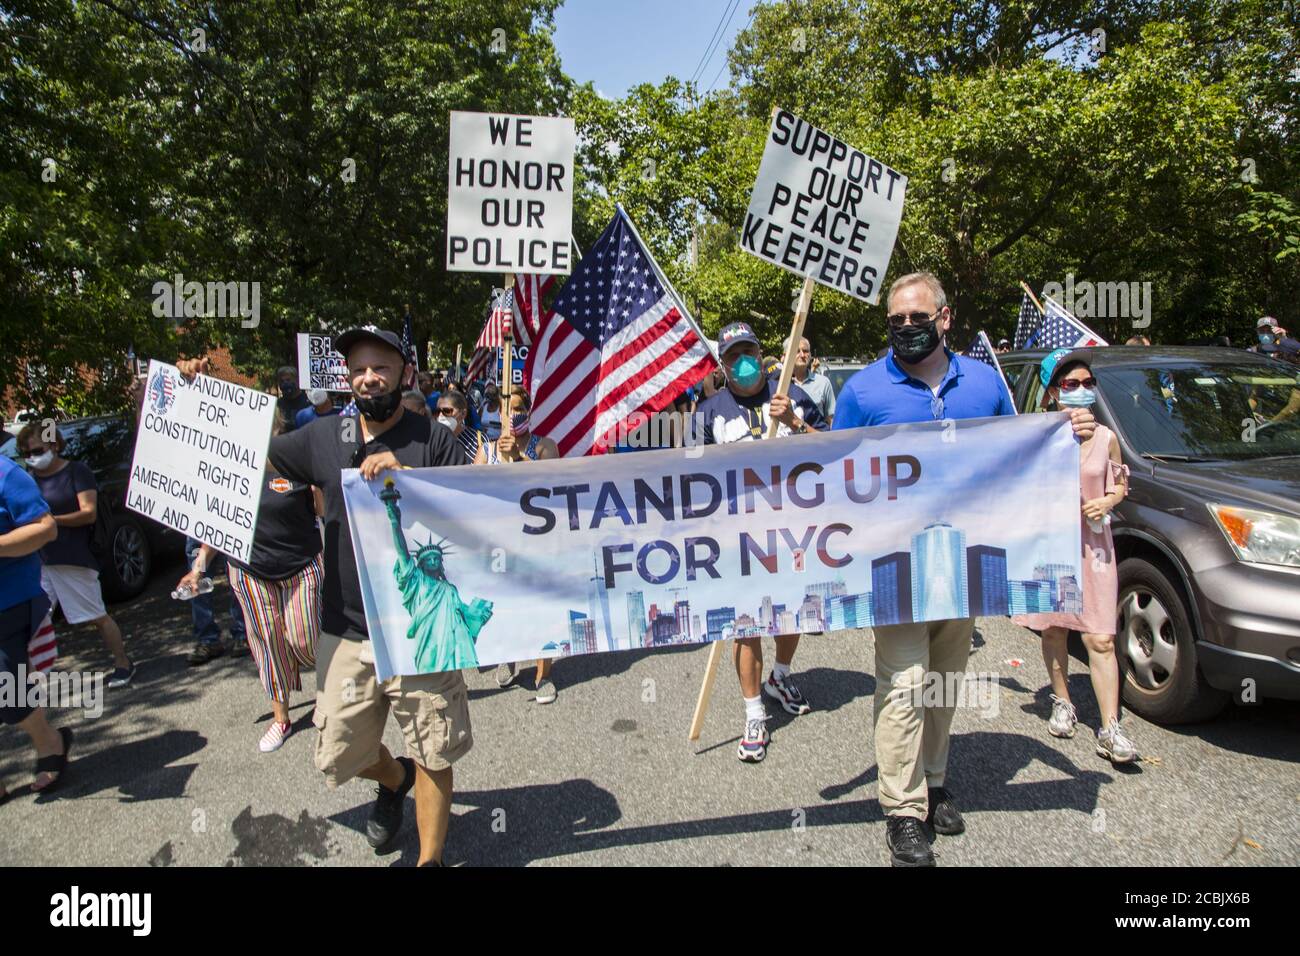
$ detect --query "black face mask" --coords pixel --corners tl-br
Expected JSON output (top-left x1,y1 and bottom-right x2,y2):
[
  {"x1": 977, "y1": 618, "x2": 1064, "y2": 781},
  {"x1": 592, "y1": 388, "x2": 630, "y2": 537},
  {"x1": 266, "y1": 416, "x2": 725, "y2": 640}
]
[
  {"x1": 889, "y1": 320, "x2": 943, "y2": 364},
  {"x1": 279, "y1": 382, "x2": 301, "y2": 401},
  {"x1": 354, "y1": 386, "x2": 403, "y2": 422}
]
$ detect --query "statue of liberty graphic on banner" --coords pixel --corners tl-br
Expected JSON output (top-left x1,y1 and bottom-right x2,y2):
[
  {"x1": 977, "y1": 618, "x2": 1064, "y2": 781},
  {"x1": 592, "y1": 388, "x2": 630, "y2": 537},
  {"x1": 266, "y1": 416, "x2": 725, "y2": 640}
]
[{"x1": 380, "y1": 478, "x2": 492, "y2": 671}]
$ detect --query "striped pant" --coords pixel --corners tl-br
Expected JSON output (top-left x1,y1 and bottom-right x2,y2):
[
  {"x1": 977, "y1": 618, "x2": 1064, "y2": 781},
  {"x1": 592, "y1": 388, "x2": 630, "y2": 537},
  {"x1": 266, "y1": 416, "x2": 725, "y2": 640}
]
[{"x1": 227, "y1": 556, "x2": 323, "y2": 703}]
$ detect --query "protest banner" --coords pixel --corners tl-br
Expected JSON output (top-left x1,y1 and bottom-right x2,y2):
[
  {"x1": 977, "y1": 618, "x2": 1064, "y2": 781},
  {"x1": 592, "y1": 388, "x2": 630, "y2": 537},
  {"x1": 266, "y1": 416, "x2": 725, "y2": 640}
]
[
  {"x1": 446, "y1": 111, "x2": 575, "y2": 275},
  {"x1": 741, "y1": 108, "x2": 908, "y2": 305},
  {"x1": 296, "y1": 333, "x2": 349, "y2": 391},
  {"x1": 126, "y1": 360, "x2": 275, "y2": 563},
  {"x1": 342, "y1": 412, "x2": 1082, "y2": 682}
]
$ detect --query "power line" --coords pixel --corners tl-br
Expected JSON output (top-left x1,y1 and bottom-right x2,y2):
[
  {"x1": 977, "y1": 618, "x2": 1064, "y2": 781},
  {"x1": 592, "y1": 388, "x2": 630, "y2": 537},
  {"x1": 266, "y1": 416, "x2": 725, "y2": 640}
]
[
  {"x1": 690, "y1": 0, "x2": 742, "y2": 86},
  {"x1": 706, "y1": 7, "x2": 755, "y2": 93},
  {"x1": 688, "y1": 0, "x2": 734, "y2": 84}
]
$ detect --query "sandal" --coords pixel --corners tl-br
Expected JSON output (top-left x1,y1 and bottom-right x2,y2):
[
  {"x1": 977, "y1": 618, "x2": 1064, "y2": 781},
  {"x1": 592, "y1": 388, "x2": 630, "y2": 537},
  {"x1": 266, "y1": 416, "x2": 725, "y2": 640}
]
[{"x1": 32, "y1": 727, "x2": 73, "y2": 794}]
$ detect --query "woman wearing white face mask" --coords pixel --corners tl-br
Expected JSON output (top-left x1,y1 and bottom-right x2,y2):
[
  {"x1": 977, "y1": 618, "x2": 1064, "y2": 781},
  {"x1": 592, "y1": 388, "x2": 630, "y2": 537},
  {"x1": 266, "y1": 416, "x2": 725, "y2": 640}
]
[
  {"x1": 1013, "y1": 349, "x2": 1136, "y2": 763},
  {"x1": 435, "y1": 391, "x2": 486, "y2": 464},
  {"x1": 16, "y1": 423, "x2": 134, "y2": 688}
]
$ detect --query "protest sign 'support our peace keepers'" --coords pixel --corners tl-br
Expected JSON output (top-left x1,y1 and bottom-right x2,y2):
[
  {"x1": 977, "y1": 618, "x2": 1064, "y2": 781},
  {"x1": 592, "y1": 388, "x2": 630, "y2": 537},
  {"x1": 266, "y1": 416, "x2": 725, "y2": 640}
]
[
  {"x1": 126, "y1": 360, "x2": 275, "y2": 563},
  {"x1": 344, "y1": 413, "x2": 1083, "y2": 680},
  {"x1": 296, "y1": 332, "x2": 349, "y2": 392},
  {"x1": 742, "y1": 108, "x2": 908, "y2": 305},
  {"x1": 446, "y1": 111, "x2": 575, "y2": 275}
]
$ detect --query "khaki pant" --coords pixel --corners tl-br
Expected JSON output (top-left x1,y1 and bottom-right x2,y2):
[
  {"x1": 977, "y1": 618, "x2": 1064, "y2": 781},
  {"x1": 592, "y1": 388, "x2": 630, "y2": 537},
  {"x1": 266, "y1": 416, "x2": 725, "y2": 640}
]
[
  {"x1": 313, "y1": 630, "x2": 472, "y2": 788},
  {"x1": 872, "y1": 617, "x2": 974, "y2": 819}
]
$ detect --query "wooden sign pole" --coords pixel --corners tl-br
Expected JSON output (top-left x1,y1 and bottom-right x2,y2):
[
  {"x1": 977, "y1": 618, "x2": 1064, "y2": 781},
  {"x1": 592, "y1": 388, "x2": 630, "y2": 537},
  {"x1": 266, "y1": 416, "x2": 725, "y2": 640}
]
[
  {"x1": 500, "y1": 273, "x2": 515, "y2": 442},
  {"x1": 688, "y1": 273, "x2": 816, "y2": 742}
]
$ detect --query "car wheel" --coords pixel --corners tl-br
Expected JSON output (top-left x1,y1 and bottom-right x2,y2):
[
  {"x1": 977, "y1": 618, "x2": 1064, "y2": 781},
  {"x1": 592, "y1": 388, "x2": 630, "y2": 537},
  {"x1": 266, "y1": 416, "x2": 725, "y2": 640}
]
[
  {"x1": 100, "y1": 515, "x2": 153, "y2": 602},
  {"x1": 1116, "y1": 557, "x2": 1226, "y2": 724}
]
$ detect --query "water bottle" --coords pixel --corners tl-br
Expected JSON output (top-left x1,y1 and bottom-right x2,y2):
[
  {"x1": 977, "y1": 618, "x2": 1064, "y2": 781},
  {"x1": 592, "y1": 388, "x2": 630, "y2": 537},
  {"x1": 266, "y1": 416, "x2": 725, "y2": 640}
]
[{"x1": 171, "y1": 577, "x2": 214, "y2": 601}]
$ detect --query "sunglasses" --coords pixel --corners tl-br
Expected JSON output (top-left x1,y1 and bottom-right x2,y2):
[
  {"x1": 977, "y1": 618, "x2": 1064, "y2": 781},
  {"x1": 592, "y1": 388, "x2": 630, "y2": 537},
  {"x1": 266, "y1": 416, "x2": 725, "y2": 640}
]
[
  {"x1": 885, "y1": 308, "x2": 941, "y2": 330},
  {"x1": 1057, "y1": 377, "x2": 1097, "y2": 391},
  {"x1": 436, "y1": 406, "x2": 457, "y2": 415}
]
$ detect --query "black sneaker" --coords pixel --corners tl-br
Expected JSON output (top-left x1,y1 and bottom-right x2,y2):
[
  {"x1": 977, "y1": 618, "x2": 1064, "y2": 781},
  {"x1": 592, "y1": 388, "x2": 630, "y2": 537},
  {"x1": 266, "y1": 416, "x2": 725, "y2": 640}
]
[
  {"x1": 886, "y1": 815, "x2": 935, "y2": 867},
  {"x1": 228, "y1": 637, "x2": 250, "y2": 658},
  {"x1": 366, "y1": 756, "x2": 415, "y2": 849},
  {"x1": 188, "y1": 642, "x2": 227, "y2": 666},
  {"x1": 106, "y1": 661, "x2": 137, "y2": 688},
  {"x1": 926, "y1": 786, "x2": 965, "y2": 836}
]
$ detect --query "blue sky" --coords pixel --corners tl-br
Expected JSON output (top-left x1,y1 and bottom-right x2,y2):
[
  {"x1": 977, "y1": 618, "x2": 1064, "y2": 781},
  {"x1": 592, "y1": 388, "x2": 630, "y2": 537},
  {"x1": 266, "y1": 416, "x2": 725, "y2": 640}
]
[{"x1": 552, "y1": 0, "x2": 756, "y2": 98}]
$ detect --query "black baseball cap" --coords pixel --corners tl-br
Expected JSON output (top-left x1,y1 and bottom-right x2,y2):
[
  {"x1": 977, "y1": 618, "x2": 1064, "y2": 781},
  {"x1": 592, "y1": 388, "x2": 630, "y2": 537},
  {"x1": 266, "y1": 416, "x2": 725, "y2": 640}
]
[
  {"x1": 717, "y1": 321, "x2": 760, "y2": 357},
  {"x1": 334, "y1": 326, "x2": 406, "y2": 362}
]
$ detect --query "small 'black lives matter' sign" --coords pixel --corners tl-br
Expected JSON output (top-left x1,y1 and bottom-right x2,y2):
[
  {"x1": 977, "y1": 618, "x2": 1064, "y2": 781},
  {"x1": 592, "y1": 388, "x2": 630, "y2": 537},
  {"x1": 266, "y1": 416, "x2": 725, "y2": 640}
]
[
  {"x1": 742, "y1": 109, "x2": 907, "y2": 304},
  {"x1": 446, "y1": 111, "x2": 575, "y2": 275}
]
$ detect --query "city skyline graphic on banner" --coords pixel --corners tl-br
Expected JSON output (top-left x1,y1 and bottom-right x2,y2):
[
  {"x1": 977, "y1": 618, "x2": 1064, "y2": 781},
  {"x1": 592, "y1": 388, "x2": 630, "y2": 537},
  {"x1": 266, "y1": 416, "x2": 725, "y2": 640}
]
[{"x1": 553, "y1": 517, "x2": 1083, "y2": 656}]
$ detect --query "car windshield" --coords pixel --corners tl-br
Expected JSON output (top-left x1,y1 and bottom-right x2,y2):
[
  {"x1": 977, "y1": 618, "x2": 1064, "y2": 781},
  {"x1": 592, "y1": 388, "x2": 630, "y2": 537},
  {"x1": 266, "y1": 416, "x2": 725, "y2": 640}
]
[
  {"x1": 1101, "y1": 363, "x2": 1300, "y2": 460},
  {"x1": 823, "y1": 366, "x2": 863, "y2": 395}
]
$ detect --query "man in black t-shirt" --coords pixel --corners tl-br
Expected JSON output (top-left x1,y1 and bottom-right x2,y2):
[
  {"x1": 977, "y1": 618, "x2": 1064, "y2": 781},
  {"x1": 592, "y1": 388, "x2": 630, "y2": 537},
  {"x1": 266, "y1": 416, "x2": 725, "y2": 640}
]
[
  {"x1": 693, "y1": 322, "x2": 825, "y2": 765},
  {"x1": 180, "y1": 328, "x2": 467, "y2": 867}
]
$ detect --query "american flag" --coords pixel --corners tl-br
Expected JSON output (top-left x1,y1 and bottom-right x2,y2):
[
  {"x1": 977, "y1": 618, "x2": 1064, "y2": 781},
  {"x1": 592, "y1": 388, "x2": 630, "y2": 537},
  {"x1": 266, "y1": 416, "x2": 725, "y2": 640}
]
[
  {"x1": 1013, "y1": 291, "x2": 1041, "y2": 350},
  {"x1": 963, "y1": 329, "x2": 1017, "y2": 414},
  {"x1": 525, "y1": 207, "x2": 718, "y2": 457},
  {"x1": 1024, "y1": 298, "x2": 1109, "y2": 350},
  {"x1": 465, "y1": 287, "x2": 514, "y2": 383},
  {"x1": 512, "y1": 273, "x2": 554, "y2": 345},
  {"x1": 401, "y1": 307, "x2": 420, "y2": 388}
]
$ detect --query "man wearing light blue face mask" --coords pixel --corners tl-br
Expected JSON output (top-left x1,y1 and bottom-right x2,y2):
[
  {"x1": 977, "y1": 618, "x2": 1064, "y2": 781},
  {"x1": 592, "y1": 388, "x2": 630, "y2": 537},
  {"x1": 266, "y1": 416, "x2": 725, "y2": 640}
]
[{"x1": 695, "y1": 320, "x2": 827, "y2": 764}]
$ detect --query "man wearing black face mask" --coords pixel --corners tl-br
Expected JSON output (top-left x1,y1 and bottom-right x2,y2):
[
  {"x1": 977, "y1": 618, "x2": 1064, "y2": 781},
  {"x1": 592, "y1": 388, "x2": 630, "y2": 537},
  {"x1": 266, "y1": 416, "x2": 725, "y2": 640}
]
[
  {"x1": 177, "y1": 327, "x2": 466, "y2": 867},
  {"x1": 276, "y1": 366, "x2": 312, "y2": 430},
  {"x1": 832, "y1": 273, "x2": 1095, "y2": 868}
]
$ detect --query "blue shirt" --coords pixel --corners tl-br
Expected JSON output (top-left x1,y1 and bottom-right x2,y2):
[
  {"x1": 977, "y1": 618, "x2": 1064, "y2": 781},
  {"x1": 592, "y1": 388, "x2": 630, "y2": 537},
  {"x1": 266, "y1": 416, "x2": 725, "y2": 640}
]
[
  {"x1": 0, "y1": 456, "x2": 52, "y2": 612},
  {"x1": 831, "y1": 349, "x2": 1014, "y2": 430},
  {"x1": 295, "y1": 406, "x2": 339, "y2": 430}
]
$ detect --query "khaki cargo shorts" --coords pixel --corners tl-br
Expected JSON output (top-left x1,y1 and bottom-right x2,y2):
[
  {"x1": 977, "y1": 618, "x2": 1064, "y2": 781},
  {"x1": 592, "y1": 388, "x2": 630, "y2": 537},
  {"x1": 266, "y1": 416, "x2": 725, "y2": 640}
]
[{"x1": 313, "y1": 630, "x2": 473, "y2": 787}]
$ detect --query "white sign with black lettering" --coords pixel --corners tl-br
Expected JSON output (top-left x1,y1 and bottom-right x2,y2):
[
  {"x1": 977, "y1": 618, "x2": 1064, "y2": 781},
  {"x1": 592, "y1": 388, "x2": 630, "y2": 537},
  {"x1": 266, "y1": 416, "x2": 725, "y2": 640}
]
[
  {"x1": 447, "y1": 111, "x2": 575, "y2": 275},
  {"x1": 296, "y1": 333, "x2": 349, "y2": 391},
  {"x1": 741, "y1": 108, "x2": 908, "y2": 304},
  {"x1": 126, "y1": 360, "x2": 275, "y2": 563}
]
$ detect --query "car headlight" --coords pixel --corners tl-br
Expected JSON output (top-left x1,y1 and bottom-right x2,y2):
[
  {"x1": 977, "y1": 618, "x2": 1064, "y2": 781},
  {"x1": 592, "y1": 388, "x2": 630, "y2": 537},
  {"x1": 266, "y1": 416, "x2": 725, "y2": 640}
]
[{"x1": 1207, "y1": 504, "x2": 1300, "y2": 568}]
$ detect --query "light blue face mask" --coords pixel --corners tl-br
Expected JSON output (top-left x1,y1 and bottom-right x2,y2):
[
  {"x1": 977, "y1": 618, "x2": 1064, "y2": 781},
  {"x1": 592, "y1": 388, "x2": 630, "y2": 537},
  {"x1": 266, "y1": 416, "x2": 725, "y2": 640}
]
[
  {"x1": 730, "y1": 354, "x2": 762, "y2": 388},
  {"x1": 1058, "y1": 387, "x2": 1096, "y2": 408},
  {"x1": 1260, "y1": 332, "x2": 1275, "y2": 345}
]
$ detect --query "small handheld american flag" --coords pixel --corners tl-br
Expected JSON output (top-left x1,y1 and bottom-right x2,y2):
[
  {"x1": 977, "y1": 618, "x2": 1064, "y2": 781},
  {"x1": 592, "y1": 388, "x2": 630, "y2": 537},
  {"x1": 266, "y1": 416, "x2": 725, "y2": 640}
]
[
  {"x1": 963, "y1": 329, "x2": 1017, "y2": 414},
  {"x1": 1024, "y1": 298, "x2": 1109, "y2": 350},
  {"x1": 1013, "y1": 291, "x2": 1041, "y2": 350}
]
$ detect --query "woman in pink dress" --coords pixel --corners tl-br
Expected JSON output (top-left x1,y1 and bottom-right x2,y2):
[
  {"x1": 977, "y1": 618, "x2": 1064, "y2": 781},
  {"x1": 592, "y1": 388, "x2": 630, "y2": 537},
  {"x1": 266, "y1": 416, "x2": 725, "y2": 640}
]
[{"x1": 1013, "y1": 350, "x2": 1137, "y2": 763}]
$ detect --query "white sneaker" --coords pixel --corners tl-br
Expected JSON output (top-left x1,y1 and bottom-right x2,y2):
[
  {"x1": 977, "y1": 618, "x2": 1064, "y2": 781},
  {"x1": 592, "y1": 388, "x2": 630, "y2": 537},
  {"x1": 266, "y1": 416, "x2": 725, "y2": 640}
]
[
  {"x1": 259, "y1": 721, "x2": 292, "y2": 753},
  {"x1": 1097, "y1": 719, "x2": 1138, "y2": 763},
  {"x1": 1048, "y1": 694, "x2": 1078, "y2": 738},
  {"x1": 763, "y1": 670, "x2": 811, "y2": 715},
  {"x1": 737, "y1": 717, "x2": 770, "y2": 763},
  {"x1": 494, "y1": 662, "x2": 516, "y2": 688}
]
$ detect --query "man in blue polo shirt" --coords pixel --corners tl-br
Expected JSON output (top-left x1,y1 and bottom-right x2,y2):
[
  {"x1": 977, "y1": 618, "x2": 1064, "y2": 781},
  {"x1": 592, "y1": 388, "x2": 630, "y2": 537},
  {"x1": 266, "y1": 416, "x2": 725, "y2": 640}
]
[
  {"x1": 834, "y1": 272, "x2": 1094, "y2": 867},
  {"x1": 0, "y1": 455, "x2": 71, "y2": 796}
]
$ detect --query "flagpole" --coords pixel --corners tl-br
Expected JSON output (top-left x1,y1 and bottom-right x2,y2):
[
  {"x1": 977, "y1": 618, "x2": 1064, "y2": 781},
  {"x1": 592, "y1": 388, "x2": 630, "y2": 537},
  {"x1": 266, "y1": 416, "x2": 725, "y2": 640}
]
[
  {"x1": 615, "y1": 204, "x2": 720, "y2": 365},
  {"x1": 1019, "y1": 280, "x2": 1044, "y2": 315}
]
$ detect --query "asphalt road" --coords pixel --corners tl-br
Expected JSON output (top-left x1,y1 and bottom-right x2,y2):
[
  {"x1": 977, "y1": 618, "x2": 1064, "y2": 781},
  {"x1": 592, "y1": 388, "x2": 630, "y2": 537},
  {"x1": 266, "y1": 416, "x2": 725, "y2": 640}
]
[{"x1": 2, "y1": 559, "x2": 1296, "y2": 867}]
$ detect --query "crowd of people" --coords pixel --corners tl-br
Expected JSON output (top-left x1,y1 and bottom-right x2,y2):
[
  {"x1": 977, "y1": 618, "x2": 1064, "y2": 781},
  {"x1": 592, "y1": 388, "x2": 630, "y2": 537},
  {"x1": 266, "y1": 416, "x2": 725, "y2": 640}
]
[{"x1": 1, "y1": 273, "x2": 1295, "y2": 865}]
